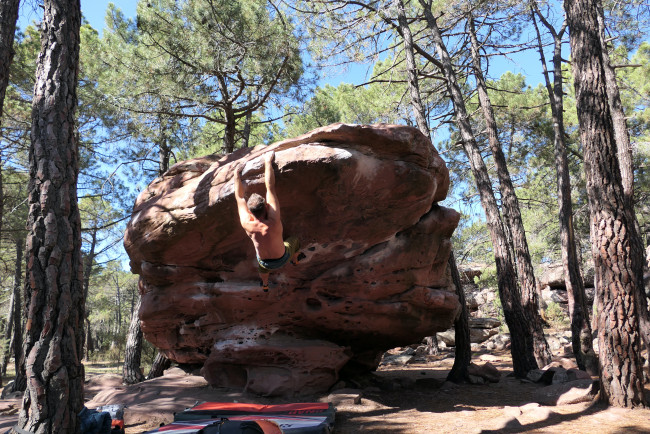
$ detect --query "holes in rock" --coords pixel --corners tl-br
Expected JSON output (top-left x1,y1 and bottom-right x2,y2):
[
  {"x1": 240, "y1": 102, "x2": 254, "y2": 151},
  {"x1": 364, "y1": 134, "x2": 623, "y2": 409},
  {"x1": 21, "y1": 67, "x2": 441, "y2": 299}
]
[
  {"x1": 306, "y1": 298, "x2": 322, "y2": 310},
  {"x1": 316, "y1": 291, "x2": 342, "y2": 302}
]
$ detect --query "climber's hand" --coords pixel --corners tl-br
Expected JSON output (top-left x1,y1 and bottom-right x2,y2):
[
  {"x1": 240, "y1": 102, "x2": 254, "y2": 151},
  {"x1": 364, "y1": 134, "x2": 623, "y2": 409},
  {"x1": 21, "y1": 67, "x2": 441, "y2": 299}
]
[{"x1": 264, "y1": 150, "x2": 275, "y2": 165}]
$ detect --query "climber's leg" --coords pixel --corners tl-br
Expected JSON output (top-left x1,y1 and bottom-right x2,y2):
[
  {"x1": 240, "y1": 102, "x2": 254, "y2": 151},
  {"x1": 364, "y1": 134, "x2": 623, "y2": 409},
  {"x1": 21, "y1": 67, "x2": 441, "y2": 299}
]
[
  {"x1": 259, "y1": 271, "x2": 270, "y2": 292},
  {"x1": 284, "y1": 236, "x2": 301, "y2": 265}
]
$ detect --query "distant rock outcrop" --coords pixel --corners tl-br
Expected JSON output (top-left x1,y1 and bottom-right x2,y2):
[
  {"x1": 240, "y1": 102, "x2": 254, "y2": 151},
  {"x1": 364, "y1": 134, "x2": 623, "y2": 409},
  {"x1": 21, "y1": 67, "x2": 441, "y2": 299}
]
[{"x1": 124, "y1": 123, "x2": 460, "y2": 396}]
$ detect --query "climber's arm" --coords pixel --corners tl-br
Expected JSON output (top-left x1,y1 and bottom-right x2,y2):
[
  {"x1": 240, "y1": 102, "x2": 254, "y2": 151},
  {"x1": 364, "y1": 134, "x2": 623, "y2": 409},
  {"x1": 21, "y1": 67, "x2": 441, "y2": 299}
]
[
  {"x1": 234, "y1": 164, "x2": 251, "y2": 221},
  {"x1": 264, "y1": 151, "x2": 281, "y2": 221}
]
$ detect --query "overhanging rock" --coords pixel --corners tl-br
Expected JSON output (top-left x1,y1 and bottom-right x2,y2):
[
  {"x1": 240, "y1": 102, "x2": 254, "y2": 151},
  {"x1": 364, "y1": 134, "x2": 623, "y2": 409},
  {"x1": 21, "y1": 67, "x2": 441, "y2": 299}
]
[{"x1": 124, "y1": 123, "x2": 461, "y2": 396}]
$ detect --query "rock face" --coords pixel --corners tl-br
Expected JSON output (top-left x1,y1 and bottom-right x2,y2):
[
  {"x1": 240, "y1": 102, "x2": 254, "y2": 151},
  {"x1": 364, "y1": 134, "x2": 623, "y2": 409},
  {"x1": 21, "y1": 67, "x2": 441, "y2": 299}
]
[{"x1": 124, "y1": 123, "x2": 460, "y2": 396}]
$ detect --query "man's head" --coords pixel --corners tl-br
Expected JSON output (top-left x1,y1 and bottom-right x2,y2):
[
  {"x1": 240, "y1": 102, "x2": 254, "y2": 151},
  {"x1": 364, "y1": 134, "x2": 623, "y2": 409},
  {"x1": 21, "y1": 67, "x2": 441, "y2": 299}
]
[{"x1": 247, "y1": 193, "x2": 267, "y2": 219}]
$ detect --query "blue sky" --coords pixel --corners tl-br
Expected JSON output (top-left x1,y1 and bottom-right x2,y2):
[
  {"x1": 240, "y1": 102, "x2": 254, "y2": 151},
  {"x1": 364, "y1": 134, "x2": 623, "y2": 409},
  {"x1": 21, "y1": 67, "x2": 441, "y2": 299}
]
[
  {"x1": 18, "y1": 1, "x2": 137, "y2": 35},
  {"x1": 17, "y1": 1, "x2": 545, "y2": 89}
]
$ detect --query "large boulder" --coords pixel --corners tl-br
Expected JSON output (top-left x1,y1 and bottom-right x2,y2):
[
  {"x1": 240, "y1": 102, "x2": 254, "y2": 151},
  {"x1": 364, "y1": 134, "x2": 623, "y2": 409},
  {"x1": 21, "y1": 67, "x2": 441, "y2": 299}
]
[{"x1": 124, "y1": 123, "x2": 460, "y2": 396}]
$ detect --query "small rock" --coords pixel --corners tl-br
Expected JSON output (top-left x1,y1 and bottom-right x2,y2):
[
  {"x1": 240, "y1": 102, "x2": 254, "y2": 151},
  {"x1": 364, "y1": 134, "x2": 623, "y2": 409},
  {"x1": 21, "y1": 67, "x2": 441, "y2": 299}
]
[
  {"x1": 437, "y1": 330, "x2": 455, "y2": 346},
  {"x1": 468, "y1": 362, "x2": 501, "y2": 383},
  {"x1": 551, "y1": 368, "x2": 569, "y2": 385},
  {"x1": 1, "y1": 382, "x2": 22, "y2": 400},
  {"x1": 533, "y1": 379, "x2": 599, "y2": 405},
  {"x1": 502, "y1": 406, "x2": 522, "y2": 418},
  {"x1": 468, "y1": 317, "x2": 502, "y2": 329},
  {"x1": 468, "y1": 374, "x2": 486, "y2": 385},
  {"x1": 487, "y1": 416, "x2": 524, "y2": 431},
  {"x1": 381, "y1": 354, "x2": 414, "y2": 366},
  {"x1": 519, "y1": 402, "x2": 542, "y2": 412},
  {"x1": 478, "y1": 354, "x2": 502, "y2": 363},
  {"x1": 526, "y1": 369, "x2": 545, "y2": 383},
  {"x1": 543, "y1": 358, "x2": 578, "y2": 370},
  {"x1": 326, "y1": 388, "x2": 364, "y2": 406},
  {"x1": 567, "y1": 368, "x2": 592, "y2": 381}
]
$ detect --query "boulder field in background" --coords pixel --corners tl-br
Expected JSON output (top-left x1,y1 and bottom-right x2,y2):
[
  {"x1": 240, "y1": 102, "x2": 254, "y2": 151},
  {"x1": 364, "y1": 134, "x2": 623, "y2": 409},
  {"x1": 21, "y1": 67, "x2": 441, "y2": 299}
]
[{"x1": 124, "y1": 123, "x2": 461, "y2": 396}]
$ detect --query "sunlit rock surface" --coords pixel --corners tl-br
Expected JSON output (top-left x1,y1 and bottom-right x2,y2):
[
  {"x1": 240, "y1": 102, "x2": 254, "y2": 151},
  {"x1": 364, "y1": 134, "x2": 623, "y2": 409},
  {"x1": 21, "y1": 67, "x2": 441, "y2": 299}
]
[{"x1": 124, "y1": 123, "x2": 460, "y2": 395}]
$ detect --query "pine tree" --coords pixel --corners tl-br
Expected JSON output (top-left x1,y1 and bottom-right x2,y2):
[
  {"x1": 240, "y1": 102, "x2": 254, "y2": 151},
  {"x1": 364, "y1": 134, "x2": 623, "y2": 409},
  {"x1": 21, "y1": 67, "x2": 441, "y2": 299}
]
[{"x1": 17, "y1": 0, "x2": 86, "y2": 431}]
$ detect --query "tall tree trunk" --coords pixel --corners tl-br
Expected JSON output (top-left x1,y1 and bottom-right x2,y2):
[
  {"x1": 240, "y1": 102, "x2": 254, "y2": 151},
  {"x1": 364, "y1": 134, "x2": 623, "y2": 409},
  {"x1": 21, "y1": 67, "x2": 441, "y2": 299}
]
[
  {"x1": 158, "y1": 114, "x2": 170, "y2": 175},
  {"x1": 395, "y1": 1, "x2": 471, "y2": 379},
  {"x1": 395, "y1": 0, "x2": 429, "y2": 137},
  {"x1": 1, "y1": 290, "x2": 14, "y2": 379},
  {"x1": 595, "y1": 1, "x2": 650, "y2": 375},
  {"x1": 565, "y1": 0, "x2": 647, "y2": 407},
  {"x1": 447, "y1": 251, "x2": 471, "y2": 382},
  {"x1": 0, "y1": 0, "x2": 20, "y2": 122},
  {"x1": 467, "y1": 13, "x2": 551, "y2": 368},
  {"x1": 242, "y1": 93, "x2": 252, "y2": 148},
  {"x1": 122, "y1": 296, "x2": 145, "y2": 384},
  {"x1": 114, "y1": 275, "x2": 122, "y2": 330},
  {"x1": 594, "y1": 5, "x2": 633, "y2": 197},
  {"x1": 17, "y1": 0, "x2": 85, "y2": 431},
  {"x1": 531, "y1": 4, "x2": 597, "y2": 375},
  {"x1": 419, "y1": 0, "x2": 538, "y2": 376},
  {"x1": 11, "y1": 237, "x2": 26, "y2": 392},
  {"x1": 82, "y1": 229, "x2": 96, "y2": 360},
  {"x1": 84, "y1": 318, "x2": 93, "y2": 360},
  {"x1": 224, "y1": 106, "x2": 236, "y2": 154},
  {"x1": 147, "y1": 351, "x2": 171, "y2": 380}
]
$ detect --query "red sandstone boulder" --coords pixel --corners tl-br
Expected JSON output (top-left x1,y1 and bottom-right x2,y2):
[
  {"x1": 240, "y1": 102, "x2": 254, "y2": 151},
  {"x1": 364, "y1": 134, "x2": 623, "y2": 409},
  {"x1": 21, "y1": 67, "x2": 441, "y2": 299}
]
[{"x1": 124, "y1": 123, "x2": 460, "y2": 396}]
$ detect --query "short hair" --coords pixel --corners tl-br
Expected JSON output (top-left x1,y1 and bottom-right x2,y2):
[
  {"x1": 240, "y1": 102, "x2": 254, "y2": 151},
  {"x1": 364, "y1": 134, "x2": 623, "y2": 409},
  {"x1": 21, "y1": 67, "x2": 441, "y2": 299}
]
[{"x1": 247, "y1": 193, "x2": 267, "y2": 219}]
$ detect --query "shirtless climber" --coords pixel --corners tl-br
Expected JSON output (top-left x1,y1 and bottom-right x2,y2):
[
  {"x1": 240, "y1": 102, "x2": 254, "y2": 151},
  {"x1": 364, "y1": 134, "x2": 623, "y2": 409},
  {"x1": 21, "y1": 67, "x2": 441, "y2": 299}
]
[{"x1": 234, "y1": 150, "x2": 300, "y2": 292}]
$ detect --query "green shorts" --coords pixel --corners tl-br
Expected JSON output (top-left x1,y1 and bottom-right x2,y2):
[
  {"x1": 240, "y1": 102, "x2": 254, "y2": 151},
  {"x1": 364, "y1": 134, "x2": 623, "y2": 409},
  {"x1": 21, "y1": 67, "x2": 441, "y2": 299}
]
[{"x1": 257, "y1": 236, "x2": 300, "y2": 274}]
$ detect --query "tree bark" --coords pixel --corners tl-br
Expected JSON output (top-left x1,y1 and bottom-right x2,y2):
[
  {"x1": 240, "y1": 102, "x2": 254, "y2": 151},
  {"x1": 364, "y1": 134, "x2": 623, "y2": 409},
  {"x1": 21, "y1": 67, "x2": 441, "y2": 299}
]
[
  {"x1": 84, "y1": 318, "x2": 93, "y2": 360},
  {"x1": 594, "y1": 5, "x2": 633, "y2": 198},
  {"x1": 122, "y1": 296, "x2": 145, "y2": 384},
  {"x1": 82, "y1": 229, "x2": 96, "y2": 360},
  {"x1": 565, "y1": 0, "x2": 647, "y2": 407},
  {"x1": 158, "y1": 114, "x2": 170, "y2": 175},
  {"x1": 395, "y1": 0, "x2": 429, "y2": 137},
  {"x1": 467, "y1": 13, "x2": 551, "y2": 368},
  {"x1": 11, "y1": 237, "x2": 26, "y2": 392},
  {"x1": 147, "y1": 352, "x2": 171, "y2": 380},
  {"x1": 1, "y1": 290, "x2": 14, "y2": 379},
  {"x1": 447, "y1": 251, "x2": 471, "y2": 382},
  {"x1": 419, "y1": 0, "x2": 538, "y2": 377},
  {"x1": 242, "y1": 93, "x2": 252, "y2": 148},
  {"x1": 114, "y1": 275, "x2": 122, "y2": 331},
  {"x1": 17, "y1": 0, "x2": 85, "y2": 431},
  {"x1": 531, "y1": 4, "x2": 597, "y2": 375},
  {"x1": 224, "y1": 110, "x2": 236, "y2": 154},
  {"x1": 0, "y1": 0, "x2": 20, "y2": 122},
  {"x1": 595, "y1": 1, "x2": 650, "y2": 376}
]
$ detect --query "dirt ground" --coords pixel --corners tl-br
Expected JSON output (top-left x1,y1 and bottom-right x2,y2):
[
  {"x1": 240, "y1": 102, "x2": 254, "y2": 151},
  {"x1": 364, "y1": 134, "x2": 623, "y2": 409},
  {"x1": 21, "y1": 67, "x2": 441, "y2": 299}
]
[{"x1": 2, "y1": 349, "x2": 650, "y2": 433}]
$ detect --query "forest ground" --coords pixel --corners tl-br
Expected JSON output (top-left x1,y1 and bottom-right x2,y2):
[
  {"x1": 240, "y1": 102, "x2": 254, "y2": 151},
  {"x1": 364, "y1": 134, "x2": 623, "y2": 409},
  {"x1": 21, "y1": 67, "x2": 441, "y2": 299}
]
[{"x1": 2, "y1": 348, "x2": 650, "y2": 433}]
